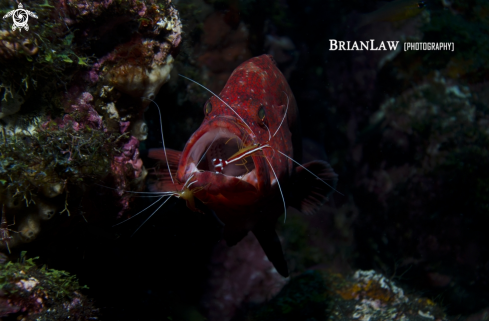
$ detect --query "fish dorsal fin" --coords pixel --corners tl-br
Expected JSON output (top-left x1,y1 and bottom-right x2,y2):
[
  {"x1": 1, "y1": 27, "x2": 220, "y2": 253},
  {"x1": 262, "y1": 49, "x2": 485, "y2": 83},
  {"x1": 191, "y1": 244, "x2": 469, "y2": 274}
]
[
  {"x1": 147, "y1": 148, "x2": 182, "y2": 192},
  {"x1": 252, "y1": 223, "x2": 289, "y2": 277},
  {"x1": 291, "y1": 160, "x2": 338, "y2": 215}
]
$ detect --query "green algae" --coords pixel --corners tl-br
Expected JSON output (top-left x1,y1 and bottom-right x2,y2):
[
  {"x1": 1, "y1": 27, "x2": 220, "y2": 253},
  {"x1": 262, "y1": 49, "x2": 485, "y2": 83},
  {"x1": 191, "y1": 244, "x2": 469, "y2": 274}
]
[
  {"x1": 0, "y1": 0, "x2": 90, "y2": 114},
  {"x1": 0, "y1": 116, "x2": 124, "y2": 206},
  {"x1": 0, "y1": 251, "x2": 88, "y2": 297},
  {"x1": 0, "y1": 252, "x2": 97, "y2": 320}
]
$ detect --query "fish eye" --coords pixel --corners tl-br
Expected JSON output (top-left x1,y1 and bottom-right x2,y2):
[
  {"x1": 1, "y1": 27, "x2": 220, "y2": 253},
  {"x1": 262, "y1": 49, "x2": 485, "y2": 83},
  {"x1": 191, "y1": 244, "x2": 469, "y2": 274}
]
[
  {"x1": 258, "y1": 106, "x2": 266, "y2": 121},
  {"x1": 204, "y1": 101, "x2": 212, "y2": 116},
  {"x1": 418, "y1": 1, "x2": 426, "y2": 8}
]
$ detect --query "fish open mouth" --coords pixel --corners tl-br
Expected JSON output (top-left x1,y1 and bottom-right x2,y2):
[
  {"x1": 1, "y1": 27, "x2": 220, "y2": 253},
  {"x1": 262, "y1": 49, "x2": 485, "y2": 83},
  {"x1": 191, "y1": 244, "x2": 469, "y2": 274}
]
[{"x1": 187, "y1": 128, "x2": 256, "y2": 178}]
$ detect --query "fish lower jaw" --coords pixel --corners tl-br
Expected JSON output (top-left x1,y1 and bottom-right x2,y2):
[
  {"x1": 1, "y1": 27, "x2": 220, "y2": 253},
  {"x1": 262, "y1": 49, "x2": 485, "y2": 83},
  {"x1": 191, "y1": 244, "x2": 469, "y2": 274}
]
[
  {"x1": 184, "y1": 162, "x2": 254, "y2": 179},
  {"x1": 235, "y1": 168, "x2": 258, "y2": 185},
  {"x1": 184, "y1": 166, "x2": 258, "y2": 189}
]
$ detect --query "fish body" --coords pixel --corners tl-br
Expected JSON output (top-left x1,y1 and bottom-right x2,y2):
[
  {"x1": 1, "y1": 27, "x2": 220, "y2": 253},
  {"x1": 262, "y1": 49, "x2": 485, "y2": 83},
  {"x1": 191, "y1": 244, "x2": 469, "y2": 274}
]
[
  {"x1": 149, "y1": 55, "x2": 337, "y2": 277},
  {"x1": 356, "y1": 0, "x2": 426, "y2": 29}
]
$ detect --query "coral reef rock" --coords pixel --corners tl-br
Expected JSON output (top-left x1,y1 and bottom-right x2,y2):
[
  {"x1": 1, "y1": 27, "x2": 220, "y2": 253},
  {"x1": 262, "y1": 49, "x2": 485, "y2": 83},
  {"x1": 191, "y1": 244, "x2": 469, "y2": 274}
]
[
  {"x1": 0, "y1": 253, "x2": 98, "y2": 320},
  {"x1": 0, "y1": 0, "x2": 182, "y2": 249},
  {"x1": 239, "y1": 269, "x2": 448, "y2": 321}
]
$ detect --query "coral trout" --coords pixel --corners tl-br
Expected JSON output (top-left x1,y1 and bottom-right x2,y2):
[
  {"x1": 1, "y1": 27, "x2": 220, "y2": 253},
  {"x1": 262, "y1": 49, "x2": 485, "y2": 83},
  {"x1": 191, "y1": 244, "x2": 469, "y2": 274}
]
[{"x1": 148, "y1": 55, "x2": 337, "y2": 277}]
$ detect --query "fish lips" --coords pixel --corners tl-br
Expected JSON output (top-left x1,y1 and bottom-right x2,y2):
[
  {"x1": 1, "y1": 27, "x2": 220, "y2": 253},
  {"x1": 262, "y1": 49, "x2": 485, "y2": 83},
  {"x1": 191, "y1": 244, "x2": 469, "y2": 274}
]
[{"x1": 177, "y1": 116, "x2": 270, "y2": 202}]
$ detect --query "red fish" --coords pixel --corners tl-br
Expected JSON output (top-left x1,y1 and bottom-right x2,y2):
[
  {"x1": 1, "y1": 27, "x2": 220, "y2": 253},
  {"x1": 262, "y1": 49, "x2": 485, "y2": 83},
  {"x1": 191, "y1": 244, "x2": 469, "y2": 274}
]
[{"x1": 148, "y1": 55, "x2": 337, "y2": 277}]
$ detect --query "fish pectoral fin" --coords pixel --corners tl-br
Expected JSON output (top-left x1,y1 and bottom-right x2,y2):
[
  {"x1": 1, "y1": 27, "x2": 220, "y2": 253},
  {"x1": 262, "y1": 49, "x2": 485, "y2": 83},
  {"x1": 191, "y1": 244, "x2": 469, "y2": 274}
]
[
  {"x1": 147, "y1": 148, "x2": 182, "y2": 192},
  {"x1": 291, "y1": 160, "x2": 338, "y2": 215},
  {"x1": 148, "y1": 148, "x2": 182, "y2": 167},
  {"x1": 252, "y1": 224, "x2": 289, "y2": 278}
]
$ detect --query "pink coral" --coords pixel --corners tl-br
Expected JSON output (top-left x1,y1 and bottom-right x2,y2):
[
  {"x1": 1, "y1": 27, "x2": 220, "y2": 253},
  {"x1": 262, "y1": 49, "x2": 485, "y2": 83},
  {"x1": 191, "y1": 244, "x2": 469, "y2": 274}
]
[
  {"x1": 40, "y1": 91, "x2": 145, "y2": 217},
  {"x1": 64, "y1": 93, "x2": 103, "y2": 131},
  {"x1": 111, "y1": 136, "x2": 144, "y2": 217},
  {"x1": 42, "y1": 92, "x2": 102, "y2": 131}
]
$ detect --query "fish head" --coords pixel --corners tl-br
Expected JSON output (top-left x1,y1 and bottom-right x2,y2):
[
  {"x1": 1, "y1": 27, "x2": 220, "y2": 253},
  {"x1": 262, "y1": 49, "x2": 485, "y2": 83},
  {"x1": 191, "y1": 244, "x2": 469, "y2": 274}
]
[
  {"x1": 148, "y1": 55, "x2": 301, "y2": 226},
  {"x1": 175, "y1": 55, "x2": 297, "y2": 217}
]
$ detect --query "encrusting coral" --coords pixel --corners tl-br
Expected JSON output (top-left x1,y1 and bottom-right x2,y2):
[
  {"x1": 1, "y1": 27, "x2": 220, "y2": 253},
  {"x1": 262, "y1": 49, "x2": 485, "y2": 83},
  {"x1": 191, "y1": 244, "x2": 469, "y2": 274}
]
[
  {"x1": 0, "y1": 0, "x2": 182, "y2": 251},
  {"x1": 0, "y1": 252, "x2": 98, "y2": 320},
  {"x1": 238, "y1": 269, "x2": 448, "y2": 321},
  {"x1": 0, "y1": 30, "x2": 38, "y2": 60}
]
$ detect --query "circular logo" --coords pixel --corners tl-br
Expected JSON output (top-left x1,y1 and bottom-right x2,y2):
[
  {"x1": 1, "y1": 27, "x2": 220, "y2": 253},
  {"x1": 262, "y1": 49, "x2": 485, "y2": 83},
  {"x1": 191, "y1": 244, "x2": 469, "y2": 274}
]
[{"x1": 3, "y1": 3, "x2": 38, "y2": 32}]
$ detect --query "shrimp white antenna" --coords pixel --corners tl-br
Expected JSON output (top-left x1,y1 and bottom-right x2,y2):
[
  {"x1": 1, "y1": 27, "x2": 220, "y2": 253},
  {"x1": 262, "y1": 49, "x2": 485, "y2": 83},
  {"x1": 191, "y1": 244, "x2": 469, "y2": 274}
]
[
  {"x1": 264, "y1": 123, "x2": 272, "y2": 142},
  {"x1": 275, "y1": 150, "x2": 344, "y2": 196},
  {"x1": 132, "y1": 195, "x2": 173, "y2": 236},
  {"x1": 178, "y1": 74, "x2": 256, "y2": 137},
  {"x1": 265, "y1": 157, "x2": 287, "y2": 223},
  {"x1": 113, "y1": 195, "x2": 168, "y2": 227},
  {"x1": 144, "y1": 98, "x2": 175, "y2": 185},
  {"x1": 187, "y1": 180, "x2": 198, "y2": 188},
  {"x1": 273, "y1": 91, "x2": 289, "y2": 138},
  {"x1": 119, "y1": 194, "x2": 170, "y2": 198},
  {"x1": 182, "y1": 173, "x2": 196, "y2": 189},
  {"x1": 94, "y1": 183, "x2": 174, "y2": 195}
]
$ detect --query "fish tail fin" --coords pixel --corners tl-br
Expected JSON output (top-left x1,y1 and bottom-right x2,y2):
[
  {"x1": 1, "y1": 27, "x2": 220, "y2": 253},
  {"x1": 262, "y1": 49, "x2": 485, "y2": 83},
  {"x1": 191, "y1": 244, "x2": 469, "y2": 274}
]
[
  {"x1": 252, "y1": 223, "x2": 289, "y2": 277},
  {"x1": 291, "y1": 160, "x2": 338, "y2": 215}
]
